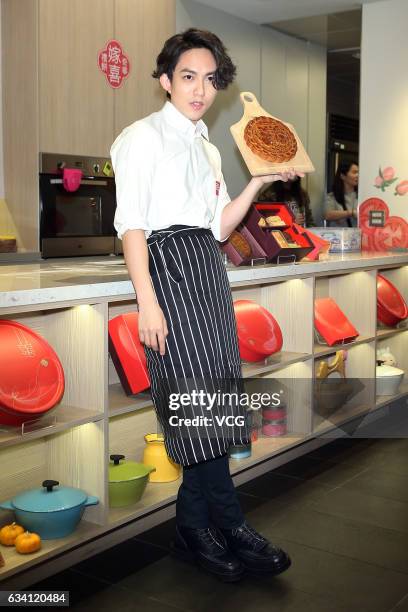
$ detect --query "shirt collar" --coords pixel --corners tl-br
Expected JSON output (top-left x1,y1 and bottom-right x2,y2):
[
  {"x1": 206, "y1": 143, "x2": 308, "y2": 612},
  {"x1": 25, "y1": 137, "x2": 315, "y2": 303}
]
[{"x1": 161, "y1": 101, "x2": 209, "y2": 140}]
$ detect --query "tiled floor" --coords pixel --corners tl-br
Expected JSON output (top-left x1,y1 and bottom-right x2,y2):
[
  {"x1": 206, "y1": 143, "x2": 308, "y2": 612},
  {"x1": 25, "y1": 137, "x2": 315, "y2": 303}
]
[{"x1": 29, "y1": 401, "x2": 408, "y2": 611}]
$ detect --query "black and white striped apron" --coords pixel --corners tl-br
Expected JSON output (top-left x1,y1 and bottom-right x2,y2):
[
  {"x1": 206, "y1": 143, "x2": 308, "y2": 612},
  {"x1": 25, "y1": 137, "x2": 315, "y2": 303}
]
[{"x1": 144, "y1": 225, "x2": 250, "y2": 466}]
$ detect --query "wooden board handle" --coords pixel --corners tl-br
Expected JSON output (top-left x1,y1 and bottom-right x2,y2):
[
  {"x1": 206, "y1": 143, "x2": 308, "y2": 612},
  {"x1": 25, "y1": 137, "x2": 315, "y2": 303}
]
[{"x1": 239, "y1": 92, "x2": 264, "y2": 117}]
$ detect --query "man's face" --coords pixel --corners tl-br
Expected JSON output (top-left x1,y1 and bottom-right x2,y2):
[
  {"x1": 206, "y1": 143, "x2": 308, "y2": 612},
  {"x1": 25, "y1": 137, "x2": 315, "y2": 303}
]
[{"x1": 159, "y1": 47, "x2": 218, "y2": 123}]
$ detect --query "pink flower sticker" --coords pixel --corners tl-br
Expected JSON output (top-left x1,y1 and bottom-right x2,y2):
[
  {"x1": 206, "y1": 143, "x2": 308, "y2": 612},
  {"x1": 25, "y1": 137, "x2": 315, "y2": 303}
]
[
  {"x1": 395, "y1": 180, "x2": 408, "y2": 196},
  {"x1": 382, "y1": 167, "x2": 395, "y2": 181},
  {"x1": 374, "y1": 165, "x2": 398, "y2": 192}
]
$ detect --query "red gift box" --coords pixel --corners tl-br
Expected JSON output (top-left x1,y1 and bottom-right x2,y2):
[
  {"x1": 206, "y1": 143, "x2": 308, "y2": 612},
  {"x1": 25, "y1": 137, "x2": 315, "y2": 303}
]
[
  {"x1": 221, "y1": 225, "x2": 267, "y2": 266},
  {"x1": 242, "y1": 203, "x2": 314, "y2": 262},
  {"x1": 108, "y1": 312, "x2": 150, "y2": 395},
  {"x1": 314, "y1": 298, "x2": 359, "y2": 346}
]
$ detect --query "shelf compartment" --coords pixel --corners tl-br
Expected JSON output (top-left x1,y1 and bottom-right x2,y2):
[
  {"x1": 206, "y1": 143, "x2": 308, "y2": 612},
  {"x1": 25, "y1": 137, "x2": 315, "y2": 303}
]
[
  {"x1": 313, "y1": 402, "x2": 373, "y2": 435},
  {"x1": 375, "y1": 379, "x2": 408, "y2": 408},
  {"x1": 0, "y1": 304, "x2": 107, "y2": 416},
  {"x1": 0, "y1": 405, "x2": 103, "y2": 449},
  {"x1": 0, "y1": 519, "x2": 101, "y2": 581},
  {"x1": 314, "y1": 335, "x2": 376, "y2": 357},
  {"x1": 108, "y1": 384, "x2": 153, "y2": 418},
  {"x1": 315, "y1": 270, "x2": 377, "y2": 339},
  {"x1": 0, "y1": 421, "x2": 107, "y2": 529},
  {"x1": 108, "y1": 432, "x2": 309, "y2": 528},
  {"x1": 230, "y1": 278, "x2": 314, "y2": 355},
  {"x1": 376, "y1": 325, "x2": 408, "y2": 340},
  {"x1": 242, "y1": 351, "x2": 311, "y2": 377},
  {"x1": 376, "y1": 331, "x2": 408, "y2": 372}
]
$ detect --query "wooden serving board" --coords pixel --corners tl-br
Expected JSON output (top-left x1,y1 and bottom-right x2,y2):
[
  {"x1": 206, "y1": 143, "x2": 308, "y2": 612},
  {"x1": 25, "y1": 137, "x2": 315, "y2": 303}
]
[{"x1": 230, "y1": 92, "x2": 315, "y2": 177}]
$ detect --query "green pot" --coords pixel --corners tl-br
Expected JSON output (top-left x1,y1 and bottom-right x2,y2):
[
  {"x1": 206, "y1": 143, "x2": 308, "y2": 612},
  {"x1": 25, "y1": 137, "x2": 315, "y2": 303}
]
[{"x1": 108, "y1": 454, "x2": 156, "y2": 508}]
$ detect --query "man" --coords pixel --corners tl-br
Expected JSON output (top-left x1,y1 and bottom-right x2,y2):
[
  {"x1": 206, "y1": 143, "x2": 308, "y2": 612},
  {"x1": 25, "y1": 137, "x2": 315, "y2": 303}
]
[{"x1": 111, "y1": 28, "x2": 301, "y2": 582}]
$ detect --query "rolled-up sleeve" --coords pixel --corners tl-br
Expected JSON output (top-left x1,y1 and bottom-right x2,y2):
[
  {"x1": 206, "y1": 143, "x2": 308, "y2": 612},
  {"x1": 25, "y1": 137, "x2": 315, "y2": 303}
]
[
  {"x1": 110, "y1": 123, "x2": 158, "y2": 240},
  {"x1": 210, "y1": 171, "x2": 231, "y2": 242}
]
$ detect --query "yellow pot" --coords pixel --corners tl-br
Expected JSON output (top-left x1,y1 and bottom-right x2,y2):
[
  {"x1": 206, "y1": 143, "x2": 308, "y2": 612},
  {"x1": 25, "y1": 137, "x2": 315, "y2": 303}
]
[{"x1": 143, "y1": 434, "x2": 181, "y2": 482}]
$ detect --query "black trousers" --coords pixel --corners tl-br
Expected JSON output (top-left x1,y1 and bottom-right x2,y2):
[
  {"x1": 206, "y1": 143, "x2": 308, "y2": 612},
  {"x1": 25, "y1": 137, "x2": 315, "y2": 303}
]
[{"x1": 176, "y1": 453, "x2": 245, "y2": 530}]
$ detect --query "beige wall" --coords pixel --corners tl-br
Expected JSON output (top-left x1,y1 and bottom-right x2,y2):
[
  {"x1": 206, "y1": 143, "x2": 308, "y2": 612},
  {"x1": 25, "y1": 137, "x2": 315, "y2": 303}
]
[
  {"x1": 176, "y1": 0, "x2": 327, "y2": 223},
  {"x1": 359, "y1": 0, "x2": 408, "y2": 220}
]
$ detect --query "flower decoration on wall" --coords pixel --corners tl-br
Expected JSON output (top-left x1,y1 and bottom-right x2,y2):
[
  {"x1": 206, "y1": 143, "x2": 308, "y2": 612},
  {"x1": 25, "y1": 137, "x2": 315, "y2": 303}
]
[
  {"x1": 374, "y1": 166, "x2": 398, "y2": 191},
  {"x1": 395, "y1": 180, "x2": 408, "y2": 196}
]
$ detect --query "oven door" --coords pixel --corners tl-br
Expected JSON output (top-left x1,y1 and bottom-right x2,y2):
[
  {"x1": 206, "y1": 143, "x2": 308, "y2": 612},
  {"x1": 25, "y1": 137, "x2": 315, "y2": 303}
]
[{"x1": 40, "y1": 174, "x2": 116, "y2": 257}]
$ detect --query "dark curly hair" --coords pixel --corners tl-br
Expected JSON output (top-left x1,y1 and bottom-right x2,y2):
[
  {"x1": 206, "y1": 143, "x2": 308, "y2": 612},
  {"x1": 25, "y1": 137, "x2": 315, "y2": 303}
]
[{"x1": 152, "y1": 28, "x2": 236, "y2": 96}]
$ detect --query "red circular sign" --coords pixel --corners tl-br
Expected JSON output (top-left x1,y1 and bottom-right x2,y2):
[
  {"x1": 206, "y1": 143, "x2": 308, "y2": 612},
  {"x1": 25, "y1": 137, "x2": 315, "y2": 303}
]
[
  {"x1": 359, "y1": 197, "x2": 389, "y2": 236},
  {"x1": 98, "y1": 39, "x2": 130, "y2": 89}
]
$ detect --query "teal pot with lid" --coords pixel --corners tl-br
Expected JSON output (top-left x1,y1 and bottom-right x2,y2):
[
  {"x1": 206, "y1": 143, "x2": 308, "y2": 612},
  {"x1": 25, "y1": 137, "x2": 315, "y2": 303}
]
[
  {"x1": 109, "y1": 454, "x2": 155, "y2": 507},
  {"x1": 0, "y1": 480, "x2": 99, "y2": 539}
]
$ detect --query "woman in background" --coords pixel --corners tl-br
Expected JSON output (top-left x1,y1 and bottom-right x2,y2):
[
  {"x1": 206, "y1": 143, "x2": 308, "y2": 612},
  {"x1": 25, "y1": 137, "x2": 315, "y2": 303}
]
[
  {"x1": 257, "y1": 176, "x2": 314, "y2": 227},
  {"x1": 324, "y1": 161, "x2": 358, "y2": 227}
]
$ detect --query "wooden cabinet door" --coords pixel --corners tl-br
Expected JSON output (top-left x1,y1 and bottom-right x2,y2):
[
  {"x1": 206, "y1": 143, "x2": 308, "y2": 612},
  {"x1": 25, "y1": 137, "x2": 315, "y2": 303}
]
[
  {"x1": 113, "y1": 0, "x2": 175, "y2": 138},
  {"x1": 39, "y1": 0, "x2": 115, "y2": 156}
]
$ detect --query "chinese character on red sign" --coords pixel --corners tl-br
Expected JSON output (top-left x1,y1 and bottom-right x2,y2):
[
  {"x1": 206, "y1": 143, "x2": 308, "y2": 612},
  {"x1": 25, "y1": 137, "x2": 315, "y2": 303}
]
[{"x1": 98, "y1": 40, "x2": 130, "y2": 89}]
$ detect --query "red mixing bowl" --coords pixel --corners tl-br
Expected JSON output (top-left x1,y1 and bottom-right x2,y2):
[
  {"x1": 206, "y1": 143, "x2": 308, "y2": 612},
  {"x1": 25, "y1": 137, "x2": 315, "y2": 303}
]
[
  {"x1": 377, "y1": 274, "x2": 408, "y2": 327},
  {"x1": 233, "y1": 300, "x2": 283, "y2": 362}
]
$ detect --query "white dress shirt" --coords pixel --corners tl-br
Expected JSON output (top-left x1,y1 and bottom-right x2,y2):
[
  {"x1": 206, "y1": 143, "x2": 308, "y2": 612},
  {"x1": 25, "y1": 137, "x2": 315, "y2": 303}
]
[{"x1": 110, "y1": 101, "x2": 231, "y2": 242}]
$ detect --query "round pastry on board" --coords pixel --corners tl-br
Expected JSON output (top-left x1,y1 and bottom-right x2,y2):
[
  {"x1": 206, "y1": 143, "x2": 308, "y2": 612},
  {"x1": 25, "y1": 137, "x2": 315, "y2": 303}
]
[{"x1": 244, "y1": 116, "x2": 297, "y2": 163}]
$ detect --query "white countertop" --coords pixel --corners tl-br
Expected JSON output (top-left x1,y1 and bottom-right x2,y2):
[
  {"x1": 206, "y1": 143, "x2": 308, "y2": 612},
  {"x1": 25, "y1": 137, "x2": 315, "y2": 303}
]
[{"x1": 0, "y1": 251, "x2": 407, "y2": 310}]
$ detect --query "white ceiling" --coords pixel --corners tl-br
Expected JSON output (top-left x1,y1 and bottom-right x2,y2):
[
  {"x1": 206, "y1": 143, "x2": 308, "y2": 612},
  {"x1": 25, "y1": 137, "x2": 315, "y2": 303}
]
[{"x1": 194, "y1": 0, "x2": 382, "y2": 25}]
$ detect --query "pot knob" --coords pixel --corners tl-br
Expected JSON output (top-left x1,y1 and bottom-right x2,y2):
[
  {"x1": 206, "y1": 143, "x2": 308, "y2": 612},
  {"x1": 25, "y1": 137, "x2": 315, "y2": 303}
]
[
  {"x1": 42, "y1": 479, "x2": 59, "y2": 492},
  {"x1": 110, "y1": 454, "x2": 125, "y2": 465}
]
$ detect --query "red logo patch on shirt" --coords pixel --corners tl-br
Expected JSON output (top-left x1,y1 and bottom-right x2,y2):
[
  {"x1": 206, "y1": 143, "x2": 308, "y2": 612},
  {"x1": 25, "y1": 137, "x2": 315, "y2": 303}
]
[{"x1": 215, "y1": 181, "x2": 220, "y2": 196}]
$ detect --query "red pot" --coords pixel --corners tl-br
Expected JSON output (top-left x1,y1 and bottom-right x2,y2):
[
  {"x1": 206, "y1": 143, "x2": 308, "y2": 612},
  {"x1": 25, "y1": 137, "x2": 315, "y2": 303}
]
[
  {"x1": 0, "y1": 320, "x2": 65, "y2": 426},
  {"x1": 233, "y1": 300, "x2": 283, "y2": 362}
]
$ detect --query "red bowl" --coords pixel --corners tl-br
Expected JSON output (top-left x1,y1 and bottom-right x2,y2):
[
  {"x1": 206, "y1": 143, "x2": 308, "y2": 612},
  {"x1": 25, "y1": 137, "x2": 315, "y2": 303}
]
[
  {"x1": 108, "y1": 312, "x2": 150, "y2": 395},
  {"x1": 233, "y1": 300, "x2": 283, "y2": 362},
  {"x1": 314, "y1": 298, "x2": 359, "y2": 346},
  {"x1": 0, "y1": 320, "x2": 65, "y2": 425},
  {"x1": 377, "y1": 274, "x2": 408, "y2": 327}
]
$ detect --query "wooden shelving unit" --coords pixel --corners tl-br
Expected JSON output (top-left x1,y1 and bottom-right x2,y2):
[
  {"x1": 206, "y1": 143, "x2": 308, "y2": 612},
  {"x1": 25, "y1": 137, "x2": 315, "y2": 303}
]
[{"x1": 1, "y1": 258, "x2": 407, "y2": 588}]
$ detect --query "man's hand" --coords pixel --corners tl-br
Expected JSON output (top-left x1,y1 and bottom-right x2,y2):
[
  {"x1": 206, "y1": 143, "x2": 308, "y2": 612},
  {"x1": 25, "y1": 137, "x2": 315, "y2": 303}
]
[
  {"x1": 138, "y1": 303, "x2": 169, "y2": 355},
  {"x1": 295, "y1": 212, "x2": 305, "y2": 226},
  {"x1": 255, "y1": 168, "x2": 305, "y2": 186}
]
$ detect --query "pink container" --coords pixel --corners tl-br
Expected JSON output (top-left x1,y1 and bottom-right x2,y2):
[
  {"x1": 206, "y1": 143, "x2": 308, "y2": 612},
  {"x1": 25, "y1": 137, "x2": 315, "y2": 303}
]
[{"x1": 262, "y1": 421, "x2": 287, "y2": 437}]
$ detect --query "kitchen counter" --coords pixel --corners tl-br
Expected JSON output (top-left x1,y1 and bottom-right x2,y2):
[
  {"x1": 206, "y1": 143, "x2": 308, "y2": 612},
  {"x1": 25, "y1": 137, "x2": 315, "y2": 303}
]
[{"x1": 0, "y1": 251, "x2": 408, "y2": 309}]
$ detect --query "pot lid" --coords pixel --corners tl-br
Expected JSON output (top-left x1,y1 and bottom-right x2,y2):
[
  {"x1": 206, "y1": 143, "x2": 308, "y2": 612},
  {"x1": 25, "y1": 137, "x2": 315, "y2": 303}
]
[
  {"x1": 0, "y1": 320, "x2": 65, "y2": 415},
  {"x1": 108, "y1": 454, "x2": 155, "y2": 482},
  {"x1": 376, "y1": 364, "x2": 404, "y2": 377},
  {"x1": 11, "y1": 480, "x2": 88, "y2": 512}
]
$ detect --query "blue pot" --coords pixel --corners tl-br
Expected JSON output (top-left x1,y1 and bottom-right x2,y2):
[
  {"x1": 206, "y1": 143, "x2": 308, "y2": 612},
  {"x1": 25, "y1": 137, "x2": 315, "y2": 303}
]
[{"x1": 0, "y1": 479, "x2": 99, "y2": 540}]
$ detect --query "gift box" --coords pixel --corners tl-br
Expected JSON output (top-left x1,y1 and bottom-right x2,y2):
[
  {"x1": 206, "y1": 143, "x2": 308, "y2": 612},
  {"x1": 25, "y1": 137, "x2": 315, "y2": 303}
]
[
  {"x1": 314, "y1": 298, "x2": 359, "y2": 346},
  {"x1": 221, "y1": 225, "x2": 267, "y2": 266},
  {"x1": 242, "y1": 203, "x2": 314, "y2": 262},
  {"x1": 311, "y1": 227, "x2": 361, "y2": 253}
]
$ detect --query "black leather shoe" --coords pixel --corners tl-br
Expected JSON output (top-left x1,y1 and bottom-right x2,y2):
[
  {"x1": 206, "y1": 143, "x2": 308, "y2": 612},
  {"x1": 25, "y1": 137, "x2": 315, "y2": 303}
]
[
  {"x1": 220, "y1": 521, "x2": 291, "y2": 575},
  {"x1": 170, "y1": 525, "x2": 244, "y2": 582}
]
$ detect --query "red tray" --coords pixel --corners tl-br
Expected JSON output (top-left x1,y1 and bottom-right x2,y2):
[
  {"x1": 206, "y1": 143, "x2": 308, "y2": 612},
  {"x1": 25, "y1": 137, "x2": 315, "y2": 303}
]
[
  {"x1": 377, "y1": 274, "x2": 408, "y2": 326},
  {"x1": 108, "y1": 312, "x2": 150, "y2": 395},
  {"x1": 314, "y1": 298, "x2": 359, "y2": 346},
  {"x1": 233, "y1": 300, "x2": 283, "y2": 362},
  {"x1": 0, "y1": 320, "x2": 65, "y2": 424}
]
